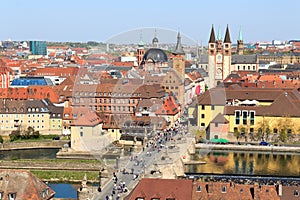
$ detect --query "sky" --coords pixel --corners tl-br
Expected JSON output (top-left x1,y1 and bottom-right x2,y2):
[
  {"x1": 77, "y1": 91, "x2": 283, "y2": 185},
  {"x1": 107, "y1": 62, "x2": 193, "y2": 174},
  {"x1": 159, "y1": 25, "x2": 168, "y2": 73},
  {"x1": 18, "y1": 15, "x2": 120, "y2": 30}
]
[{"x1": 2, "y1": 0, "x2": 300, "y2": 44}]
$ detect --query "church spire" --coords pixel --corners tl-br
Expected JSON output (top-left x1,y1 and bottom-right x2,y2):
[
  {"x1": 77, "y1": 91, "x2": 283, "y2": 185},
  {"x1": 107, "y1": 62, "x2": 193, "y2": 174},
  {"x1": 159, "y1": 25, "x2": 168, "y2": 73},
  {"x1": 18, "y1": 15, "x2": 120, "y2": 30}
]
[
  {"x1": 224, "y1": 24, "x2": 231, "y2": 43},
  {"x1": 138, "y1": 30, "x2": 144, "y2": 47},
  {"x1": 217, "y1": 26, "x2": 222, "y2": 41},
  {"x1": 238, "y1": 26, "x2": 243, "y2": 41},
  {"x1": 173, "y1": 31, "x2": 185, "y2": 55},
  {"x1": 208, "y1": 25, "x2": 216, "y2": 43}
]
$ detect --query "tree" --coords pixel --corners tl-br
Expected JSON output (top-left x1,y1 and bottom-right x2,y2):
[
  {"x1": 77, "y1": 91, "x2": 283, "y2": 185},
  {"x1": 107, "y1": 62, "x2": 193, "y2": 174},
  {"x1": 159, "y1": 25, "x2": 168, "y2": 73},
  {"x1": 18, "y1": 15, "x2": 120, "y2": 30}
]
[
  {"x1": 0, "y1": 135, "x2": 3, "y2": 143},
  {"x1": 233, "y1": 128, "x2": 240, "y2": 141},
  {"x1": 255, "y1": 116, "x2": 271, "y2": 141}
]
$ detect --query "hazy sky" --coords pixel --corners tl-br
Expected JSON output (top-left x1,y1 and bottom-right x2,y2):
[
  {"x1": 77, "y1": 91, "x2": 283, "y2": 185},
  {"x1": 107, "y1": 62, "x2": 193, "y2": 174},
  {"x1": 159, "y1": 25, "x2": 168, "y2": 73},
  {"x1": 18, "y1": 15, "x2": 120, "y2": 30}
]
[{"x1": 2, "y1": 0, "x2": 300, "y2": 44}]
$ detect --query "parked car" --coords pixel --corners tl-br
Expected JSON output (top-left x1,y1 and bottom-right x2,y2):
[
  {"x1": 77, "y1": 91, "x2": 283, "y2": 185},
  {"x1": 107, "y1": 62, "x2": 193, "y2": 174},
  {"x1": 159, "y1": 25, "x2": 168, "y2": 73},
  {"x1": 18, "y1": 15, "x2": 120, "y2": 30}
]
[
  {"x1": 52, "y1": 136, "x2": 60, "y2": 140},
  {"x1": 259, "y1": 141, "x2": 270, "y2": 146}
]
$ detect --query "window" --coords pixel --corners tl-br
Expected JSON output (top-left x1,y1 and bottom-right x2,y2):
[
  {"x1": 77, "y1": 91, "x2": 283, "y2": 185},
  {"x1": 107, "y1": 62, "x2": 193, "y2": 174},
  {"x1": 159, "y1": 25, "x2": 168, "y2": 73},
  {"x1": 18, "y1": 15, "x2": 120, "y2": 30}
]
[
  {"x1": 211, "y1": 105, "x2": 215, "y2": 110},
  {"x1": 201, "y1": 114, "x2": 205, "y2": 119},
  {"x1": 294, "y1": 190, "x2": 299, "y2": 197},
  {"x1": 215, "y1": 123, "x2": 218, "y2": 127},
  {"x1": 0, "y1": 192, "x2": 2, "y2": 200},
  {"x1": 242, "y1": 111, "x2": 248, "y2": 125},
  {"x1": 249, "y1": 111, "x2": 255, "y2": 125},
  {"x1": 80, "y1": 132, "x2": 83, "y2": 137},
  {"x1": 8, "y1": 193, "x2": 16, "y2": 200},
  {"x1": 201, "y1": 105, "x2": 205, "y2": 110},
  {"x1": 197, "y1": 185, "x2": 201, "y2": 192},
  {"x1": 135, "y1": 198, "x2": 144, "y2": 200},
  {"x1": 222, "y1": 186, "x2": 227, "y2": 193},
  {"x1": 201, "y1": 123, "x2": 205, "y2": 127},
  {"x1": 235, "y1": 111, "x2": 240, "y2": 125}
]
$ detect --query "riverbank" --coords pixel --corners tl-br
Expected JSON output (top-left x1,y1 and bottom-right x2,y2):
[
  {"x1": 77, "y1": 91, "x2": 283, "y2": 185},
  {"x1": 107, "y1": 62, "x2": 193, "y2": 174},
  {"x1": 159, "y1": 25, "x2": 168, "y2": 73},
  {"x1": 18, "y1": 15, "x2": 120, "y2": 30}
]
[
  {"x1": 0, "y1": 140, "x2": 69, "y2": 150},
  {"x1": 195, "y1": 143, "x2": 300, "y2": 153}
]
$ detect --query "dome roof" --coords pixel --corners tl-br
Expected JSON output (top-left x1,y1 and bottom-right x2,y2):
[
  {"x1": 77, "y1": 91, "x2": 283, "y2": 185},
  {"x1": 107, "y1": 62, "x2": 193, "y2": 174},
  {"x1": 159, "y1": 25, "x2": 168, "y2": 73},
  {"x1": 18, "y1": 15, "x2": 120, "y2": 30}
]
[{"x1": 142, "y1": 48, "x2": 168, "y2": 63}]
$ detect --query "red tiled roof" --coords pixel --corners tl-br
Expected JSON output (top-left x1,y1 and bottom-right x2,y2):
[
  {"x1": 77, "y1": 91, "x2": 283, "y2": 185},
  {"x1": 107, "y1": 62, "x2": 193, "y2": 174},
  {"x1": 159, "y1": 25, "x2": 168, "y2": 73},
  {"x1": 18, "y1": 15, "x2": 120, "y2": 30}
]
[
  {"x1": 72, "y1": 111, "x2": 102, "y2": 126},
  {"x1": 124, "y1": 178, "x2": 193, "y2": 200},
  {"x1": 0, "y1": 169, "x2": 55, "y2": 200}
]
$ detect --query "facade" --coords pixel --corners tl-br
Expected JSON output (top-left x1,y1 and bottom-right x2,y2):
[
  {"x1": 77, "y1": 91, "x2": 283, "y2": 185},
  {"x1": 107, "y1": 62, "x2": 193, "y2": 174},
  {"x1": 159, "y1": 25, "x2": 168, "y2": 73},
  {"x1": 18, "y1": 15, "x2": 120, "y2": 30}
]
[
  {"x1": 29, "y1": 41, "x2": 47, "y2": 55},
  {"x1": 70, "y1": 111, "x2": 103, "y2": 151},
  {"x1": 0, "y1": 99, "x2": 63, "y2": 135},
  {"x1": 190, "y1": 86, "x2": 300, "y2": 140}
]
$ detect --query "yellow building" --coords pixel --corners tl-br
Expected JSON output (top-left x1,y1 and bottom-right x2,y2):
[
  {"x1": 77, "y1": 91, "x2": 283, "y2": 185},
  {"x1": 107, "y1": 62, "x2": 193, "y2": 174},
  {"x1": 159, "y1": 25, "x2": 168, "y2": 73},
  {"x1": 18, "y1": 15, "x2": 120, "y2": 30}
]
[
  {"x1": 0, "y1": 99, "x2": 62, "y2": 135},
  {"x1": 190, "y1": 86, "x2": 300, "y2": 141}
]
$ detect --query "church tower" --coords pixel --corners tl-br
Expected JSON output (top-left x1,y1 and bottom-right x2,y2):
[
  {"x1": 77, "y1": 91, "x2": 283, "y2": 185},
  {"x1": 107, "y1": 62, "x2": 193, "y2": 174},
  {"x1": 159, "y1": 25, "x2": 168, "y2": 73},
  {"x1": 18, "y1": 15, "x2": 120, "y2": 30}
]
[
  {"x1": 222, "y1": 25, "x2": 232, "y2": 81},
  {"x1": 208, "y1": 25, "x2": 217, "y2": 89},
  {"x1": 237, "y1": 26, "x2": 244, "y2": 55},
  {"x1": 137, "y1": 31, "x2": 145, "y2": 66},
  {"x1": 207, "y1": 25, "x2": 232, "y2": 89},
  {"x1": 172, "y1": 31, "x2": 185, "y2": 78},
  {"x1": 172, "y1": 31, "x2": 185, "y2": 106}
]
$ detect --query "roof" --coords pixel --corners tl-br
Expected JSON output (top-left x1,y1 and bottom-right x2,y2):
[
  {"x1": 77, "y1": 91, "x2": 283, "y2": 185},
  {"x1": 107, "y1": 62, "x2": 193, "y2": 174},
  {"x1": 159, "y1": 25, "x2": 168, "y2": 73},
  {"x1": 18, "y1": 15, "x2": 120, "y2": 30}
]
[
  {"x1": 124, "y1": 178, "x2": 193, "y2": 200},
  {"x1": 142, "y1": 48, "x2": 168, "y2": 63},
  {"x1": 173, "y1": 32, "x2": 185, "y2": 55},
  {"x1": 211, "y1": 113, "x2": 229, "y2": 124},
  {"x1": 231, "y1": 55, "x2": 257, "y2": 64},
  {"x1": 0, "y1": 169, "x2": 55, "y2": 200},
  {"x1": 209, "y1": 25, "x2": 216, "y2": 43},
  {"x1": 224, "y1": 25, "x2": 231, "y2": 43},
  {"x1": 72, "y1": 111, "x2": 102, "y2": 126}
]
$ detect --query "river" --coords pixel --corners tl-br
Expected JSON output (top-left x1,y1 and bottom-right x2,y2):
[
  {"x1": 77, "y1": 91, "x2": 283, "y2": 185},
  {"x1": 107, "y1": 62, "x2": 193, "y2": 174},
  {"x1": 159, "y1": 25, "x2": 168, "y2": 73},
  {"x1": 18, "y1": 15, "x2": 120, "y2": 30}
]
[
  {"x1": 186, "y1": 150, "x2": 300, "y2": 176},
  {"x1": 0, "y1": 148, "x2": 59, "y2": 160}
]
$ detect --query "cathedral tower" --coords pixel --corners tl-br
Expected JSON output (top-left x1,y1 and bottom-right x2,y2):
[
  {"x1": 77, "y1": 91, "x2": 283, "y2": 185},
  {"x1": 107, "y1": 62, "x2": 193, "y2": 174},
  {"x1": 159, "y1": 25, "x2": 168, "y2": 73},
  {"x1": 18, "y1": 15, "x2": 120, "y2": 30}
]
[{"x1": 207, "y1": 25, "x2": 232, "y2": 89}]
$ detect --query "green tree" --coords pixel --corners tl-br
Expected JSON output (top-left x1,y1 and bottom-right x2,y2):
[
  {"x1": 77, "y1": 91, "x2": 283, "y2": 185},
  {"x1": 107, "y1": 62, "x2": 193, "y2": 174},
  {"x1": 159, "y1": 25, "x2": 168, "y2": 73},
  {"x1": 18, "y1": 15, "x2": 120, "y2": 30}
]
[
  {"x1": 0, "y1": 135, "x2": 3, "y2": 143},
  {"x1": 233, "y1": 128, "x2": 240, "y2": 141}
]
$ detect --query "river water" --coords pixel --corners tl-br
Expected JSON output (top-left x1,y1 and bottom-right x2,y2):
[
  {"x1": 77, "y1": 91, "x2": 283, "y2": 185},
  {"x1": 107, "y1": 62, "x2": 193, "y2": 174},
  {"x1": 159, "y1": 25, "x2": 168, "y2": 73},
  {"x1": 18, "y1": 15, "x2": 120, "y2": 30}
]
[
  {"x1": 1, "y1": 148, "x2": 300, "y2": 198},
  {"x1": 186, "y1": 150, "x2": 300, "y2": 176}
]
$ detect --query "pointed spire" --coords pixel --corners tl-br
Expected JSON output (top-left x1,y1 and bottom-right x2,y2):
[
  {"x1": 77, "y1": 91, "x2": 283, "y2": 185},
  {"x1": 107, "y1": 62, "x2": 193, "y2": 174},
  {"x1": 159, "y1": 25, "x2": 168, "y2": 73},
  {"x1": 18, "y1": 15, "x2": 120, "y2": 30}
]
[
  {"x1": 238, "y1": 26, "x2": 243, "y2": 41},
  {"x1": 208, "y1": 25, "x2": 216, "y2": 43},
  {"x1": 217, "y1": 26, "x2": 222, "y2": 41},
  {"x1": 173, "y1": 31, "x2": 185, "y2": 55},
  {"x1": 224, "y1": 24, "x2": 231, "y2": 43},
  {"x1": 138, "y1": 30, "x2": 144, "y2": 47}
]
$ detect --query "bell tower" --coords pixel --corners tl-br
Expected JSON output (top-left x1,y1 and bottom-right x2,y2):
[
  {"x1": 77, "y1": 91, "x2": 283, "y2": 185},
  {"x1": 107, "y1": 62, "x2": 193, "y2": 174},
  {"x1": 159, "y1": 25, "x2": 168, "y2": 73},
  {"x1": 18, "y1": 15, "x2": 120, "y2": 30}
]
[
  {"x1": 222, "y1": 25, "x2": 232, "y2": 82},
  {"x1": 208, "y1": 25, "x2": 217, "y2": 89},
  {"x1": 137, "y1": 31, "x2": 145, "y2": 66},
  {"x1": 237, "y1": 26, "x2": 244, "y2": 55}
]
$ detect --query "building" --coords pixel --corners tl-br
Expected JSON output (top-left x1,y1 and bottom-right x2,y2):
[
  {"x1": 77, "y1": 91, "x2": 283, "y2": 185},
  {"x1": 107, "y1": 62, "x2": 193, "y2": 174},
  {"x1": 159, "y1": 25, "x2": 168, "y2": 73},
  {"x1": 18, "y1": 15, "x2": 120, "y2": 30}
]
[
  {"x1": 0, "y1": 169, "x2": 55, "y2": 200},
  {"x1": 0, "y1": 98, "x2": 63, "y2": 135},
  {"x1": 189, "y1": 86, "x2": 300, "y2": 140},
  {"x1": 70, "y1": 111, "x2": 103, "y2": 151},
  {"x1": 29, "y1": 41, "x2": 47, "y2": 55},
  {"x1": 125, "y1": 178, "x2": 298, "y2": 200},
  {"x1": 124, "y1": 178, "x2": 193, "y2": 200},
  {"x1": 207, "y1": 25, "x2": 232, "y2": 89}
]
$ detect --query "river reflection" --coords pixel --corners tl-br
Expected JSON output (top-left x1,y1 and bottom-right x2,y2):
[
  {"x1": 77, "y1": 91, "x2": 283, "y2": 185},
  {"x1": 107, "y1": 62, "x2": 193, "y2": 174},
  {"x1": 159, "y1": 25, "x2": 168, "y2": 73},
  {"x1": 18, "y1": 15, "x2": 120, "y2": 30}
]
[
  {"x1": 186, "y1": 150, "x2": 300, "y2": 176},
  {"x1": 0, "y1": 148, "x2": 60, "y2": 160}
]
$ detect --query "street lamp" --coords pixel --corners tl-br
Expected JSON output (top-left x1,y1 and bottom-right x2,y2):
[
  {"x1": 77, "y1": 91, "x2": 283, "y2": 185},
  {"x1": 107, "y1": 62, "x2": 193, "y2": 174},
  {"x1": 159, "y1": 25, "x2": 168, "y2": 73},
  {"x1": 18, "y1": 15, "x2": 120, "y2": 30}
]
[{"x1": 98, "y1": 170, "x2": 102, "y2": 192}]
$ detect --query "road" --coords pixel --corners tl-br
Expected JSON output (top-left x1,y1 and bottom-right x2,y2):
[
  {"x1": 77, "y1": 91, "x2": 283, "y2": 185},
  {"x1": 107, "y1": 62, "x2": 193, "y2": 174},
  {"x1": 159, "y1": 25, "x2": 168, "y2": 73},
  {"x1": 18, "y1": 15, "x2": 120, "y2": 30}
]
[{"x1": 92, "y1": 125, "x2": 191, "y2": 200}]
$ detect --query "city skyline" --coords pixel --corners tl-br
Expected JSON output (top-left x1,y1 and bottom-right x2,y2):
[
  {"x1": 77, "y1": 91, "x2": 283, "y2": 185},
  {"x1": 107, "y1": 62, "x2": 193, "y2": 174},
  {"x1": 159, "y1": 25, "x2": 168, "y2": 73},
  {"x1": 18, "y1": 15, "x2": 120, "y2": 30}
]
[{"x1": 2, "y1": 0, "x2": 300, "y2": 43}]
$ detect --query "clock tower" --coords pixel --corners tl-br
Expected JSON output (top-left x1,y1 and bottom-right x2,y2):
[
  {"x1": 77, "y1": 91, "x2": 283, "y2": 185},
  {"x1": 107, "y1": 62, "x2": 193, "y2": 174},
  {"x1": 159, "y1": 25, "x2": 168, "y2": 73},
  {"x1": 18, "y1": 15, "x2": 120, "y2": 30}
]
[{"x1": 207, "y1": 25, "x2": 232, "y2": 89}]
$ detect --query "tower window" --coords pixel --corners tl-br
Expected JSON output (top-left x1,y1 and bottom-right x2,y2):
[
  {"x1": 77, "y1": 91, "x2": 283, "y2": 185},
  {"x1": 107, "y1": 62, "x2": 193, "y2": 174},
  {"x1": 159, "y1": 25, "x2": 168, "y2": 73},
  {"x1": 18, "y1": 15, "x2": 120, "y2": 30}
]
[{"x1": 225, "y1": 44, "x2": 229, "y2": 48}]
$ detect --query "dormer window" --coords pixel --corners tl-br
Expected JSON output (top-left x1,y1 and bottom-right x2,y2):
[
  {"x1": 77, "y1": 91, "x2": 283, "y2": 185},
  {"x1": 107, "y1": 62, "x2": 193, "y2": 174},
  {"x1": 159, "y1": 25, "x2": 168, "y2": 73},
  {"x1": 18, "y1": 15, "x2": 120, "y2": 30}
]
[
  {"x1": 0, "y1": 192, "x2": 3, "y2": 200},
  {"x1": 32, "y1": 108, "x2": 35, "y2": 112},
  {"x1": 294, "y1": 190, "x2": 299, "y2": 197},
  {"x1": 8, "y1": 193, "x2": 16, "y2": 200},
  {"x1": 222, "y1": 186, "x2": 227, "y2": 193},
  {"x1": 197, "y1": 185, "x2": 201, "y2": 192},
  {"x1": 36, "y1": 108, "x2": 39, "y2": 112}
]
